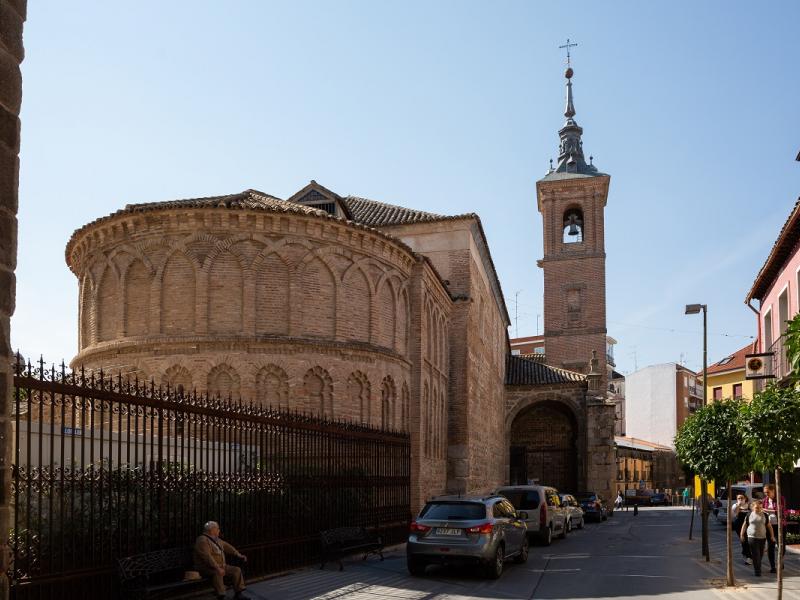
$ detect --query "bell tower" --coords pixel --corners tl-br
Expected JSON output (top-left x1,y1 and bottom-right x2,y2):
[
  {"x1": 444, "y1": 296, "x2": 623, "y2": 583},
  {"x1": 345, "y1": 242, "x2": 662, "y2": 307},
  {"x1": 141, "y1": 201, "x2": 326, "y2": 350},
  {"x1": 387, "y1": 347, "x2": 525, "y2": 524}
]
[{"x1": 536, "y1": 63, "x2": 610, "y2": 389}]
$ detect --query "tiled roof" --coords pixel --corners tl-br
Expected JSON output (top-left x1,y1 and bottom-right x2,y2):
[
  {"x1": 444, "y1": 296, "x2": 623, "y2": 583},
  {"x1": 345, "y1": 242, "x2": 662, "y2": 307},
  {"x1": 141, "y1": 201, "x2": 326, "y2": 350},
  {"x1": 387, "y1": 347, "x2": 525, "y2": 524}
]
[
  {"x1": 746, "y1": 198, "x2": 800, "y2": 302},
  {"x1": 123, "y1": 189, "x2": 328, "y2": 216},
  {"x1": 703, "y1": 342, "x2": 757, "y2": 376},
  {"x1": 505, "y1": 354, "x2": 585, "y2": 386},
  {"x1": 518, "y1": 353, "x2": 547, "y2": 363},
  {"x1": 342, "y1": 196, "x2": 462, "y2": 227}
]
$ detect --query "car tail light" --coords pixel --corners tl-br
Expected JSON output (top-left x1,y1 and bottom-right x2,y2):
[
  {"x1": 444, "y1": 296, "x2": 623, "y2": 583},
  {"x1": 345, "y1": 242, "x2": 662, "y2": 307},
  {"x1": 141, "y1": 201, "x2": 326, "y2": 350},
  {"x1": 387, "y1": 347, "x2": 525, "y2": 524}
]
[
  {"x1": 466, "y1": 522, "x2": 494, "y2": 535},
  {"x1": 410, "y1": 521, "x2": 431, "y2": 534},
  {"x1": 540, "y1": 503, "x2": 547, "y2": 526}
]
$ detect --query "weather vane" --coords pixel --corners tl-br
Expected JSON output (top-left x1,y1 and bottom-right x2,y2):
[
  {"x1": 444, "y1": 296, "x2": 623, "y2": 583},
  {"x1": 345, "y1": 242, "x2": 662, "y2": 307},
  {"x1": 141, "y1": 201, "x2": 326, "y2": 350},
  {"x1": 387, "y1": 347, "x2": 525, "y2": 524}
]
[{"x1": 559, "y1": 38, "x2": 578, "y2": 67}]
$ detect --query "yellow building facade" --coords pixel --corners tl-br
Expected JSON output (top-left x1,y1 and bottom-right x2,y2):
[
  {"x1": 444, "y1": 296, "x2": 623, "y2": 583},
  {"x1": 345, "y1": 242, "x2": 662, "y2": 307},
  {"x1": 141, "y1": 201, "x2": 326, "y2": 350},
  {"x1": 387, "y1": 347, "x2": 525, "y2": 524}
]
[{"x1": 701, "y1": 343, "x2": 757, "y2": 403}]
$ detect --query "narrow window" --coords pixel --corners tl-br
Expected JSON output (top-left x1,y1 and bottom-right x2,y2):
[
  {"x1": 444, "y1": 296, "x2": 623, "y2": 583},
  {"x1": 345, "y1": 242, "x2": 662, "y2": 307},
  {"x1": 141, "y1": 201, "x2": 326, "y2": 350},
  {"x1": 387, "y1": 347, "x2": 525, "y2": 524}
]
[
  {"x1": 713, "y1": 387, "x2": 723, "y2": 401},
  {"x1": 733, "y1": 383, "x2": 743, "y2": 399}
]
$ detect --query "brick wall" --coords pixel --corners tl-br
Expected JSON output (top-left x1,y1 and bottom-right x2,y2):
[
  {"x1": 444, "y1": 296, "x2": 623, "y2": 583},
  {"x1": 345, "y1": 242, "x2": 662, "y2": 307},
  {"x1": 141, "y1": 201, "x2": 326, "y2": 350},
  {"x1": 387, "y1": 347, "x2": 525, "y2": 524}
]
[{"x1": 68, "y1": 205, "x2": 456, "y2": 512}]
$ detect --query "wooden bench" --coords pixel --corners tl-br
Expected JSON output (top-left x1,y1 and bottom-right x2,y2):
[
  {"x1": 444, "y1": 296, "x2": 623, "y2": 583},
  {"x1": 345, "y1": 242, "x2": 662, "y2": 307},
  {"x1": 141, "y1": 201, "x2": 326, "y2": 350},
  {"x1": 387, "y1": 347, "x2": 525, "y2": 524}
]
[
  {"x1": 320, "y1": 527, "x2": 384, "y2": 571},
  {"x1": 117, "y1": 546, "x2": 239, "y2": 599}
]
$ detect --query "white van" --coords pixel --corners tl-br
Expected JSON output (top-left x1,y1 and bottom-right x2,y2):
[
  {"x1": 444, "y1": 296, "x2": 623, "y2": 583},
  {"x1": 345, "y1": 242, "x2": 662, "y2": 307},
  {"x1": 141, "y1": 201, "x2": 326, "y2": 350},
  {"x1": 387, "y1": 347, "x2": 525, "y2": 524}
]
[{"x1": 714, "y1": 483, "x2": 764, "y2": 524}]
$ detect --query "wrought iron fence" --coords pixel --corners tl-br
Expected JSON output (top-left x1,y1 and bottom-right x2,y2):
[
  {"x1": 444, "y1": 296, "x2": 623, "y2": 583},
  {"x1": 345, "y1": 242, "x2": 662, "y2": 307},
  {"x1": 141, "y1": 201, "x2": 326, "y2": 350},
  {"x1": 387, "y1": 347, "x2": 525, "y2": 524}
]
[{"x1": 10, "y1": 355, "x2": 410, "y2": 599}]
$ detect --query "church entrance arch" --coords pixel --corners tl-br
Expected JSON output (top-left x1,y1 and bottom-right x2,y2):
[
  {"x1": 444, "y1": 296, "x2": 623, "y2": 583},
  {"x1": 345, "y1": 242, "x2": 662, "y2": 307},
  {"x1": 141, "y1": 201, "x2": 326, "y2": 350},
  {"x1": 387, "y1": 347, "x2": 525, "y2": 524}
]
[{"x1": 509, "y1": 401, "x2": 577, "y2": 491}]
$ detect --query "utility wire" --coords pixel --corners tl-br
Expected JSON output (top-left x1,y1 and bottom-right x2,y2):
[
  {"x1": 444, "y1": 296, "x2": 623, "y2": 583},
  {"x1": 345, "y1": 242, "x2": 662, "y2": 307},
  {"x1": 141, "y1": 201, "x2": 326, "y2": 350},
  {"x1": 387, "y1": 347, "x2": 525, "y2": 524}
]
[{"x1": 608, "y1": 320, "x2": 754, "y2": 339}]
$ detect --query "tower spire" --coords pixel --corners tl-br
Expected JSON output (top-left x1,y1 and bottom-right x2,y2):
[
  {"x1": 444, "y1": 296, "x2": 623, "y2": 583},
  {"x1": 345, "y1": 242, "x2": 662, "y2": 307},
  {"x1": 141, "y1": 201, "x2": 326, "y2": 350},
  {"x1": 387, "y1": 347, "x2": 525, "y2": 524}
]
[{"x1": 553, "y1": 62, "x2": 598, "y2": 175}]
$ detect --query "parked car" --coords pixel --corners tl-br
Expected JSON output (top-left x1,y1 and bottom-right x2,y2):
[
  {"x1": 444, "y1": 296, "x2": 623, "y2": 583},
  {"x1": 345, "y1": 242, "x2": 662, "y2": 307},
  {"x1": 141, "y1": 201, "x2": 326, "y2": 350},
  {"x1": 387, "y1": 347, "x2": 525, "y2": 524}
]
[
  {"x1": 576, "y1": 492, "x2": 611, "y2": 521},
  {"x1": 651, "y1": 492, "x2": 670, "y2": 506},
  {"x1": 714, "y1": 484, "x2": 764, "y2": 525},
  {"x1": 495, "y1": 485, "x2": 568, "y2": 545},
  {"x1": 558, "y1": 494, "x2": 585, "y2": 531},
  {"x1": 407, "y1": 495, "x2": 529, "y2": 579}
]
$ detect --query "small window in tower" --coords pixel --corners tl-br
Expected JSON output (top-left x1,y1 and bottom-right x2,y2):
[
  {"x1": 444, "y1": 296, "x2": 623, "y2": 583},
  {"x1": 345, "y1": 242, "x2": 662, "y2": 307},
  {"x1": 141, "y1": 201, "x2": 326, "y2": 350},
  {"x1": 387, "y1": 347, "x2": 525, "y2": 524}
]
[{"x1": 563, "y1": 208, "x2": 583, "y2": 244}]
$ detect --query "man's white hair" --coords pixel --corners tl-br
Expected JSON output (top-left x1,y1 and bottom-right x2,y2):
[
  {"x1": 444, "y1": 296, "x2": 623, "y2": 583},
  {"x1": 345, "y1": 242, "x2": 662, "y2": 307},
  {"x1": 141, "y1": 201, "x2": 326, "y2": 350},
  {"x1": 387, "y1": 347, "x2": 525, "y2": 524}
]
[{"x1": 204, "y1": 521, "x2": 219, "y2": 532}]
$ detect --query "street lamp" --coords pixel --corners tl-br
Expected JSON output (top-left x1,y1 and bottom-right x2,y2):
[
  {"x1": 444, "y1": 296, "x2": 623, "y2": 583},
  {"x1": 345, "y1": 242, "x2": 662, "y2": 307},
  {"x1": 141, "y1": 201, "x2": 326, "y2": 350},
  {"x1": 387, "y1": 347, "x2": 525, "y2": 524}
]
[
  {"x1": 685, "y1": 303, "x2": 708, "y2": 561},
  {"x1": 684, "y1": 304, "x2": 707, "y2": 407}
]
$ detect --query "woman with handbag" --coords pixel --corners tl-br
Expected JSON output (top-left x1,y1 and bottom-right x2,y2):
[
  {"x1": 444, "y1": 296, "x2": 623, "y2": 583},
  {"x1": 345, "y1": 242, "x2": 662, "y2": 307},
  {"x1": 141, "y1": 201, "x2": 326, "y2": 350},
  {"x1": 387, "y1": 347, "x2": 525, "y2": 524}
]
[
  {"x1": 740, "y1": 500, "x2": 775, "y2": 577},
  {"x1": 763, "y1": 484, "x2": 786, "y2": 574}
]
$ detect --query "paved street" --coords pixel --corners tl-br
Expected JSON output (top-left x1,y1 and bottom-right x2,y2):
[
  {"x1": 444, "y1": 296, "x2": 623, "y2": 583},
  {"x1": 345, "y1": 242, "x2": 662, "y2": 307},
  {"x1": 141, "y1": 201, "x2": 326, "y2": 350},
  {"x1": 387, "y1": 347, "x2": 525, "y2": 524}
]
[{"x1": 245, "y1": 507, "x2": 800, "y2": 600}]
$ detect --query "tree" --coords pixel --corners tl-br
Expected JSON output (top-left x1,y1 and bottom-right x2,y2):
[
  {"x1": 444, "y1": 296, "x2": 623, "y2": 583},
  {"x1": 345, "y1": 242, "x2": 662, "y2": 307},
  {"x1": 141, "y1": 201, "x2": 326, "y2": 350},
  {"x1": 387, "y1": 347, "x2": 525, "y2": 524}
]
[
  {"x1": 675, "y1": 399, "x2": 752, "y2": 585},
  {"x1": 740, "y1": 384, "x2": 800, "y2": 600},
  {"x1": 784, "y1": 314, "x2": 800, "y2": 380}
]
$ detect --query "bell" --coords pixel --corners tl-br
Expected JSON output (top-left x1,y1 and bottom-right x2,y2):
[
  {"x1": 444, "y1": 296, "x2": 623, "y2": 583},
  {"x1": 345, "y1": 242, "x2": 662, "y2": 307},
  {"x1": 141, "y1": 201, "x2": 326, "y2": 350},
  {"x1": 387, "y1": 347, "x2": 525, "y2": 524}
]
[{"x1": 567, "y1": 222, "x2": 580, "y2": 236}]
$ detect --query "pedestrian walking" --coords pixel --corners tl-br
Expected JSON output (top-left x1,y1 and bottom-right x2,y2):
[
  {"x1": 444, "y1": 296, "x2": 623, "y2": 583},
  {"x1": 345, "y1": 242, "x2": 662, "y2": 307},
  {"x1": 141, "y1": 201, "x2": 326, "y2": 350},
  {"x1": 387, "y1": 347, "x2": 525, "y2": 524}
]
[
  {"x1": 731, "y1": 494, "x2": 752, "y2": 565},
  {"x1": 763, "y1": 483, "x2": 786, "y2": 574},
  {"x1": 615, "y1": 491, "x2": 624, "y2": 511},
  {"x1": 682, "y1": 487, "x2": 690, "y2": 507},
  {"x1": 740, "y1": 500, "x2": 775, "y2": 577}
]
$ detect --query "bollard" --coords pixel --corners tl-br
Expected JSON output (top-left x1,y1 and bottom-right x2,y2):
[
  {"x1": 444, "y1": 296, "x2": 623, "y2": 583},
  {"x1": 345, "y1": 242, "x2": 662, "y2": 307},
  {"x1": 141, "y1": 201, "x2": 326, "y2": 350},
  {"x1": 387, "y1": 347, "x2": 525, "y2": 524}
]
[{"x1": 633, "y1": 503, "x2": 639, "y2": 516}]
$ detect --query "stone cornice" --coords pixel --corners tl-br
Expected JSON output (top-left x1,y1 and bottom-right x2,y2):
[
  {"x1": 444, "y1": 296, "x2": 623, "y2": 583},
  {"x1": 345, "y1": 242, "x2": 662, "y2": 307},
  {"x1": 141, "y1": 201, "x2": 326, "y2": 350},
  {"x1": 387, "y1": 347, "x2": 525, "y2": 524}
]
[
  {"x1": 71, "y1": 335, "x2": 413, "y2": 370},
  {"x1": 66, "y1": 206, "x2": 418, "y2": 277}
]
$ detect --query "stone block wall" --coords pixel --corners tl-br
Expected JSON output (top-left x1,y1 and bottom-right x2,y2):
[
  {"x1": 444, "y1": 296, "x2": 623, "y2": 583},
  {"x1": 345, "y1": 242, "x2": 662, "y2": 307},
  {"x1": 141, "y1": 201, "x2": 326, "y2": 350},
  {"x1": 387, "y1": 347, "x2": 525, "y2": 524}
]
[{"x1": 0, "y1": 1, "x2": 25, "y2": 594}]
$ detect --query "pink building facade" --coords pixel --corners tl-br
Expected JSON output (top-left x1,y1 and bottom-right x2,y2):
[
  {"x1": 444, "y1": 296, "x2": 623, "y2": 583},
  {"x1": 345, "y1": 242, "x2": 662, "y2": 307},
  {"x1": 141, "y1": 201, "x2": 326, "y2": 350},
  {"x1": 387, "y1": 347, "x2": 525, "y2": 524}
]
[{"x1": 747, "y1": 162, "x2": 800, "y2": 382}]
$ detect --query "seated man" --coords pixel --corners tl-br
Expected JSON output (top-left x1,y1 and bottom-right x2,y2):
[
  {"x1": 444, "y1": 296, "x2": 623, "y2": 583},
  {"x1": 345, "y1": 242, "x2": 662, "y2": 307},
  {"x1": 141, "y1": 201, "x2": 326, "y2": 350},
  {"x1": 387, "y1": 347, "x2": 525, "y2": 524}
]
[{"x1": 193, "y1": 521, "x2": 248, "y2": 600}]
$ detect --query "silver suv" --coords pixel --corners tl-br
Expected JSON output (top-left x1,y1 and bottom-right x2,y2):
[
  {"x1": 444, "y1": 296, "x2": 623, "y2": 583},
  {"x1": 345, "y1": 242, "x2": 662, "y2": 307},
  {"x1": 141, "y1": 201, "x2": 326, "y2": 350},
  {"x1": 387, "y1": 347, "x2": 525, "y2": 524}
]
[
  {"x1": 495, "y1": 485, "x2": 568, "y2": 545},
  {"x1": 407, "y1": 495, "x2": 529, "y2": 579}
]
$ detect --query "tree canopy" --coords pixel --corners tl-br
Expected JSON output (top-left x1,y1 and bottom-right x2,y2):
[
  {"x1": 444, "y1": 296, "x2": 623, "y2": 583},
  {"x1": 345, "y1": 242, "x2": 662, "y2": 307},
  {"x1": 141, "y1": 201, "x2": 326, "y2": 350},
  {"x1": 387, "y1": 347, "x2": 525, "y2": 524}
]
[
  {"x1": 739, "y1": 383, "x2": 800, "y2": 472},
  {"x1": 674, "y1": 398, "x2": 752, "y2": 482}
]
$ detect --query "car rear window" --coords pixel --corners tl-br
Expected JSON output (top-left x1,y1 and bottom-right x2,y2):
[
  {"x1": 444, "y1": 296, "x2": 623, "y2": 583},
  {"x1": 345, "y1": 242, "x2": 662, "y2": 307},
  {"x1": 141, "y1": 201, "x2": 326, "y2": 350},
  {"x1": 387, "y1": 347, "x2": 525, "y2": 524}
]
[
  {"x1": 496, "y1": 489, "x2": 540, "y2": 510},
  {"x1": 419, "y1": 502, "x2": 486, "y2": 520}
]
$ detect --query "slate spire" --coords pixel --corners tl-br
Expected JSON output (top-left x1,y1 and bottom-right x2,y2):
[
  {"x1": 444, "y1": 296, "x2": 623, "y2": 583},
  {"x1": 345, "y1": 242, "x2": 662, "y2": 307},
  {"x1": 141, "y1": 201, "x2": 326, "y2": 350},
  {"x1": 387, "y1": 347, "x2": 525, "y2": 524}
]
[{"x1": 553, "y1": 66, "x2": 598, "y2": 175}]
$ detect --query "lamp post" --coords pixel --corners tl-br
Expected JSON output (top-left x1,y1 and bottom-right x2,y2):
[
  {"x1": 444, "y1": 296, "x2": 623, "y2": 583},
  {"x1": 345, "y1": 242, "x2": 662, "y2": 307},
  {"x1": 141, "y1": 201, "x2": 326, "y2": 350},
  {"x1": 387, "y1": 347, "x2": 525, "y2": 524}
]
[{"x1": 686, "y1": 303, "x2": 709, "y2": 560}]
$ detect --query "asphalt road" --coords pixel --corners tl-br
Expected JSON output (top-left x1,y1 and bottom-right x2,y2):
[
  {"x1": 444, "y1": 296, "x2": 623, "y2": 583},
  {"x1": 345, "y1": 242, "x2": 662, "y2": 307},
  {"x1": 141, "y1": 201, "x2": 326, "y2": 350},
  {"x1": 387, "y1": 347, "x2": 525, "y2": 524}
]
[{"x1": 247, "y1": 507, "x2": 800, "y2": 599}]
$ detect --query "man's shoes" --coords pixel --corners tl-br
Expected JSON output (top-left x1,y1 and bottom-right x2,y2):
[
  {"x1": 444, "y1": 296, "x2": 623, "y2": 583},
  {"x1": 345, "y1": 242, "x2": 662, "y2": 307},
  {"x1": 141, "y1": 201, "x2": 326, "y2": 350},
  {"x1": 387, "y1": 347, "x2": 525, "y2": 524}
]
[{"x1": 744, "y1": 558, "x2": 752, "y2": 565}]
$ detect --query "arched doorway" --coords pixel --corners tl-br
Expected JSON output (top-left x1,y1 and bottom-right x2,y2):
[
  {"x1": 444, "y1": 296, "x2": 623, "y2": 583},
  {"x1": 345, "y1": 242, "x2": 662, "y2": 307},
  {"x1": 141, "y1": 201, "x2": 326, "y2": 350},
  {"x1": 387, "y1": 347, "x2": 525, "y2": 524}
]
[{"x1": 509, "y1": 402, "x2": 577, "y2": 491}]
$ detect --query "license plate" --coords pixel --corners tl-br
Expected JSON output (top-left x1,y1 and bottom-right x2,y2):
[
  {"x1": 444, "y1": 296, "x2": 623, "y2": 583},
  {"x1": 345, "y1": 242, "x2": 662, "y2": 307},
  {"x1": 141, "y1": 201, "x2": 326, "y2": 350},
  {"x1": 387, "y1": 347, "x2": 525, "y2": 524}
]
[{"x1": 436, "y1": 528, "x2": 462, "y2": 536}]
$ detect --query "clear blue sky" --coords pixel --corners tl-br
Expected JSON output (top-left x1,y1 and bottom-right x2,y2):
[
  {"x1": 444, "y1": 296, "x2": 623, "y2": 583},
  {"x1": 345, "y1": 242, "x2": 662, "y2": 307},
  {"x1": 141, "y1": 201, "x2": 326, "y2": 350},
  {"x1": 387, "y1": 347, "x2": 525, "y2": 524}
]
[{"x1": 12, "y1": 1, "x2": 800, "y2": 375}]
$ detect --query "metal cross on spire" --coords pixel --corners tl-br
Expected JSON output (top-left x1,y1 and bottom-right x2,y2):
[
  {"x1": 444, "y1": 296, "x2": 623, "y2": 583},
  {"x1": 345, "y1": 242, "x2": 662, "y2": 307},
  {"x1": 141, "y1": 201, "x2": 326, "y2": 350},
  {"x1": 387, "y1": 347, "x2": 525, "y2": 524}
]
[{"x1": 559, "y1": 38, "x2": 578, "y2": 66}]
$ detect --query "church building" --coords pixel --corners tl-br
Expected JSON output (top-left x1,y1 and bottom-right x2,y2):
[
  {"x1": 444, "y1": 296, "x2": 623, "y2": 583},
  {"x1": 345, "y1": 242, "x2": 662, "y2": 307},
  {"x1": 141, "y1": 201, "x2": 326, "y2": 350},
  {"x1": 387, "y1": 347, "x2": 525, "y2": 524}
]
[{"x1": 65, "y1": 65, "x2": 615, "y2": 509}]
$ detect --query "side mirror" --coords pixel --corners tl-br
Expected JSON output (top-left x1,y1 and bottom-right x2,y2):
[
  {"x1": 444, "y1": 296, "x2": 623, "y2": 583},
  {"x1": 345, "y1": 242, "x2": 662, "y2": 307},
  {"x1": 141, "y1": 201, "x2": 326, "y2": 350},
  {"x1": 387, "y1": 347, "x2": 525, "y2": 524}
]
[{"x1": 517, "y1": 511, "x2": 529, "y2": 520}]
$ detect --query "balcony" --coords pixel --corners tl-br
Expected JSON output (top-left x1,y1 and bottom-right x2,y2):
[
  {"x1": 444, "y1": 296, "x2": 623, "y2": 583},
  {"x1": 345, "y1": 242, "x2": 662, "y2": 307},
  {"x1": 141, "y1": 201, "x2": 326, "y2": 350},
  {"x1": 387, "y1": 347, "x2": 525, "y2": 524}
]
[
  {"x1": 769, "y1": 335, "x2": 789, "y2": 382},
  {"x1": 607, "y1": 353, "x2": 615, "y2": 367},
  {"x1": 688, "y1": 385, "x2": 703, "y2": 399}
]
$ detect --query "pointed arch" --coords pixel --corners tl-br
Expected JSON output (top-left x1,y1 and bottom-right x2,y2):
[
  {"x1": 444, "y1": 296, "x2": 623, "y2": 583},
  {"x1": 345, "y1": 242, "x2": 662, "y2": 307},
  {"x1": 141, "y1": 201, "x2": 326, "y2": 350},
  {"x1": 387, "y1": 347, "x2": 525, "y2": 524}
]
[
  {"x1": 255, "y1": 253, "x2": 290, "y2": 335},
  {"x1": 255, "y1": 364, "x2": 289, "y2": 408},
  {"x1": 161, "y1": 251, "x2": 196, "y2": 335},
  {"x1": 341, "y1": 267, "x2": 371, "y2": 342},
  {"x1": 401, "y1": 381, "x2": 410, "y2": 431},
  {"x1": 375, "y1": 280, "x2": 396, "y2": 350},
  {"x1": 381, "y1": 375, "x2": 396, "y2": 430},
  {"x1": 347, "y1": 371, "x2": 371, "y2": 424},
  {"x1": 208, "y1": 250, "x2": 243, "y2": 334},
  {"x1": 97, "y1": 264, "x2": 120, "y2": 341},
  {"x1": 304, "y1": 366, "x2": 333, "y2": 418},
  {"x1": 162, "y1": 365, "x2": 192, "y2": 397},
  {"x1": 424, "y1": 381, "x2": 431, "y2": 456},
  {"x1": 207, "y1": 363, "x2": 241, "y2": 400},
  {"x1": 124, "y1": 259, "x2": 151, "y2": 336},
  {"x1": 79, "y1": 274, "x2": 95, "y2": 349},
  {"x1": 397, "y1": 288, "x2": 410, "y2": 357},
  {"x1": 299, "y1": 257, "x2": 336, "y2": 339}
]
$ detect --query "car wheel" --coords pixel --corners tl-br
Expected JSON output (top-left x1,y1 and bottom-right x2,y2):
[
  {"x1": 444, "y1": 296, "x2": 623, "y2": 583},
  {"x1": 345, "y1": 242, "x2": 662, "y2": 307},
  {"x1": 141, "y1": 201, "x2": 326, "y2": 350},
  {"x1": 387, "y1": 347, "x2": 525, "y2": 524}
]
[
  {"x1": 566, "y1": 518, "x2": 572, "y2": 533},
  {"x1": 408, "y1": 557, "x2": 427, "y2": 577},
  {"x1": 540, "y1": 526, "x2": 552, "y2": 546},
  {"x1": 558, "y1": 520, "x2": 567, "y2": 539},
  {"x1": 577, "y1": 516, "x2": 584, "y2": 529},
  {"x1": 486, "y1": 545, "x2": 505, "y2": 579},
  {"x1": 514, "y1": 537, "x2": 529, "y2": 564},
  {"x1": 601, "y1": 512, "x2": 608, "y2": 521}
]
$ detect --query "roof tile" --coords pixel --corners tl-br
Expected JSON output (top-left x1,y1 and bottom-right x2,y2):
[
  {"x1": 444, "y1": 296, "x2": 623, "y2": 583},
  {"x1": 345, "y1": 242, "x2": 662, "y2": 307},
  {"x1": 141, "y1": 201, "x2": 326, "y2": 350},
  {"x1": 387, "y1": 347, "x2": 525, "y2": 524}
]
[{"x1": 505, "y1": 354, "x2": 585, "y2": 386}]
